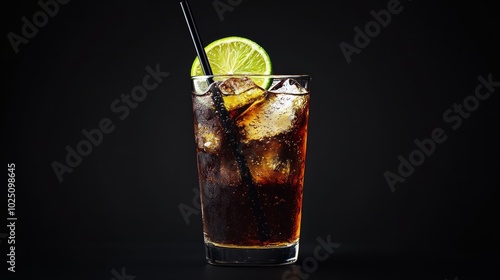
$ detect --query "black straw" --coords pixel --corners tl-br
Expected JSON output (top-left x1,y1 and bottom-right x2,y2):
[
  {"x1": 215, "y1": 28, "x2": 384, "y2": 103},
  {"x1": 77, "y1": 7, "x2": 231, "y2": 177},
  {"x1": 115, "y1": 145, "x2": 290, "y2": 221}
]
[
  {"x1": 180, "y1": 0, "x2": 270, "y2": 241},
  {"x1": 180, "y1": 1, "x2": 213, "y2": 78}
]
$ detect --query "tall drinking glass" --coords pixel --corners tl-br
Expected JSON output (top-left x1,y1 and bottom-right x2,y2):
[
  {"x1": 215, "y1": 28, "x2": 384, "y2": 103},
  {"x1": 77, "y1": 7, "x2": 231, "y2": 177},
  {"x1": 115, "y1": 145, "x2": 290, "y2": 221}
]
[{"x1": 190, "y1": 74, "x2": 311, "y2": 265}]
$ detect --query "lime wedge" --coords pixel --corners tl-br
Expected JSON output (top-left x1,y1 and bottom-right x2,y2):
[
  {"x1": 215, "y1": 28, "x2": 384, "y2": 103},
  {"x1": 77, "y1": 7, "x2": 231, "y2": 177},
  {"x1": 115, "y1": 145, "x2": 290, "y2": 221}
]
[{"x1": 190, "y1": 36, "x2": 273, "y2": 89}]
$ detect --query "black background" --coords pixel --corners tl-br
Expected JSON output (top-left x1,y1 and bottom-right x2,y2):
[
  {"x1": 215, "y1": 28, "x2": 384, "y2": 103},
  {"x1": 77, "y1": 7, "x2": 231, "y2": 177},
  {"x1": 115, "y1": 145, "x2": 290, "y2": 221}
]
[{"x1": 2, "y1": 0, "x2": 499, "y2": 279}]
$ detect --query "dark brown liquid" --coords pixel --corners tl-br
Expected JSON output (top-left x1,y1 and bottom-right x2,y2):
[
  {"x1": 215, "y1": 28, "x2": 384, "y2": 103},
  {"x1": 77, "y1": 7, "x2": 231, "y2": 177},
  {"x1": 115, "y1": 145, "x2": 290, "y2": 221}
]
[{"x1": 192, "y1": 83, "x2": 309, "y2": 247}]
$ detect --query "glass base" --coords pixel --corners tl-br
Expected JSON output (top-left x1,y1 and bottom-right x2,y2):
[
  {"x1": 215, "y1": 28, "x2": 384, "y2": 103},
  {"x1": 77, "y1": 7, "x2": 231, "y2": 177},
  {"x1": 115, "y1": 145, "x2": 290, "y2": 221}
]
[{"x1": 204, "y1": 241, "x2": 299, "y2": 266}]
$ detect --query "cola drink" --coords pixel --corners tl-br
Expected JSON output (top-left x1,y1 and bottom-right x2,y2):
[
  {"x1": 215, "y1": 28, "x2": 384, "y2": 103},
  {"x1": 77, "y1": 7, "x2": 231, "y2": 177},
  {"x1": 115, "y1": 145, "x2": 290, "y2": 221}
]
[{"x1": 191, "y1": 75, "x2": 311, "y2": 264}]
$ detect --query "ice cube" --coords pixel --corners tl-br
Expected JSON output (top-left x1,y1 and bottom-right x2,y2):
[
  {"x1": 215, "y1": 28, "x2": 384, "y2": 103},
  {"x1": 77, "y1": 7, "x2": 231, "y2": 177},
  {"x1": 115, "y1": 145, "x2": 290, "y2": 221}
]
[
  {"x1": 269, "y1": 78, "x2": 309, "y2": 94},
  {"x1": 192, "y1": 95, "x2": 222, "y2": 153},
  {"x1": 196, "y1": 124, "x2": 221, "y2": 153},
  {"x1": 218, "y1": 77, "x2": 267, "y2": 111},
  {"x1": 219, "y1": 156, "x2": 242, "y2": 186},
  {"x1": 236, "y1": 89, "x2": 309, "y2": 142},
  {"x1": 197, "y1": 153, "x2": 242, "y2": 187},
  {"x1": 242, "y1": 139, "x2": 291, "y2": 185},
  {"x1": 219, "y1": 77, "x2": 256, "y2": 95}
]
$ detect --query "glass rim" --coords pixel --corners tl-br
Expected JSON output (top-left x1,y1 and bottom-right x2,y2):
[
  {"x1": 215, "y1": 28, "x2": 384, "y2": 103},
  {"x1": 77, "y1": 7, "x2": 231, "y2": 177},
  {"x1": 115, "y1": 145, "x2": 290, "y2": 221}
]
[{"x1": 191, "y1": 74, "x2": 311, "y2": 79}]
